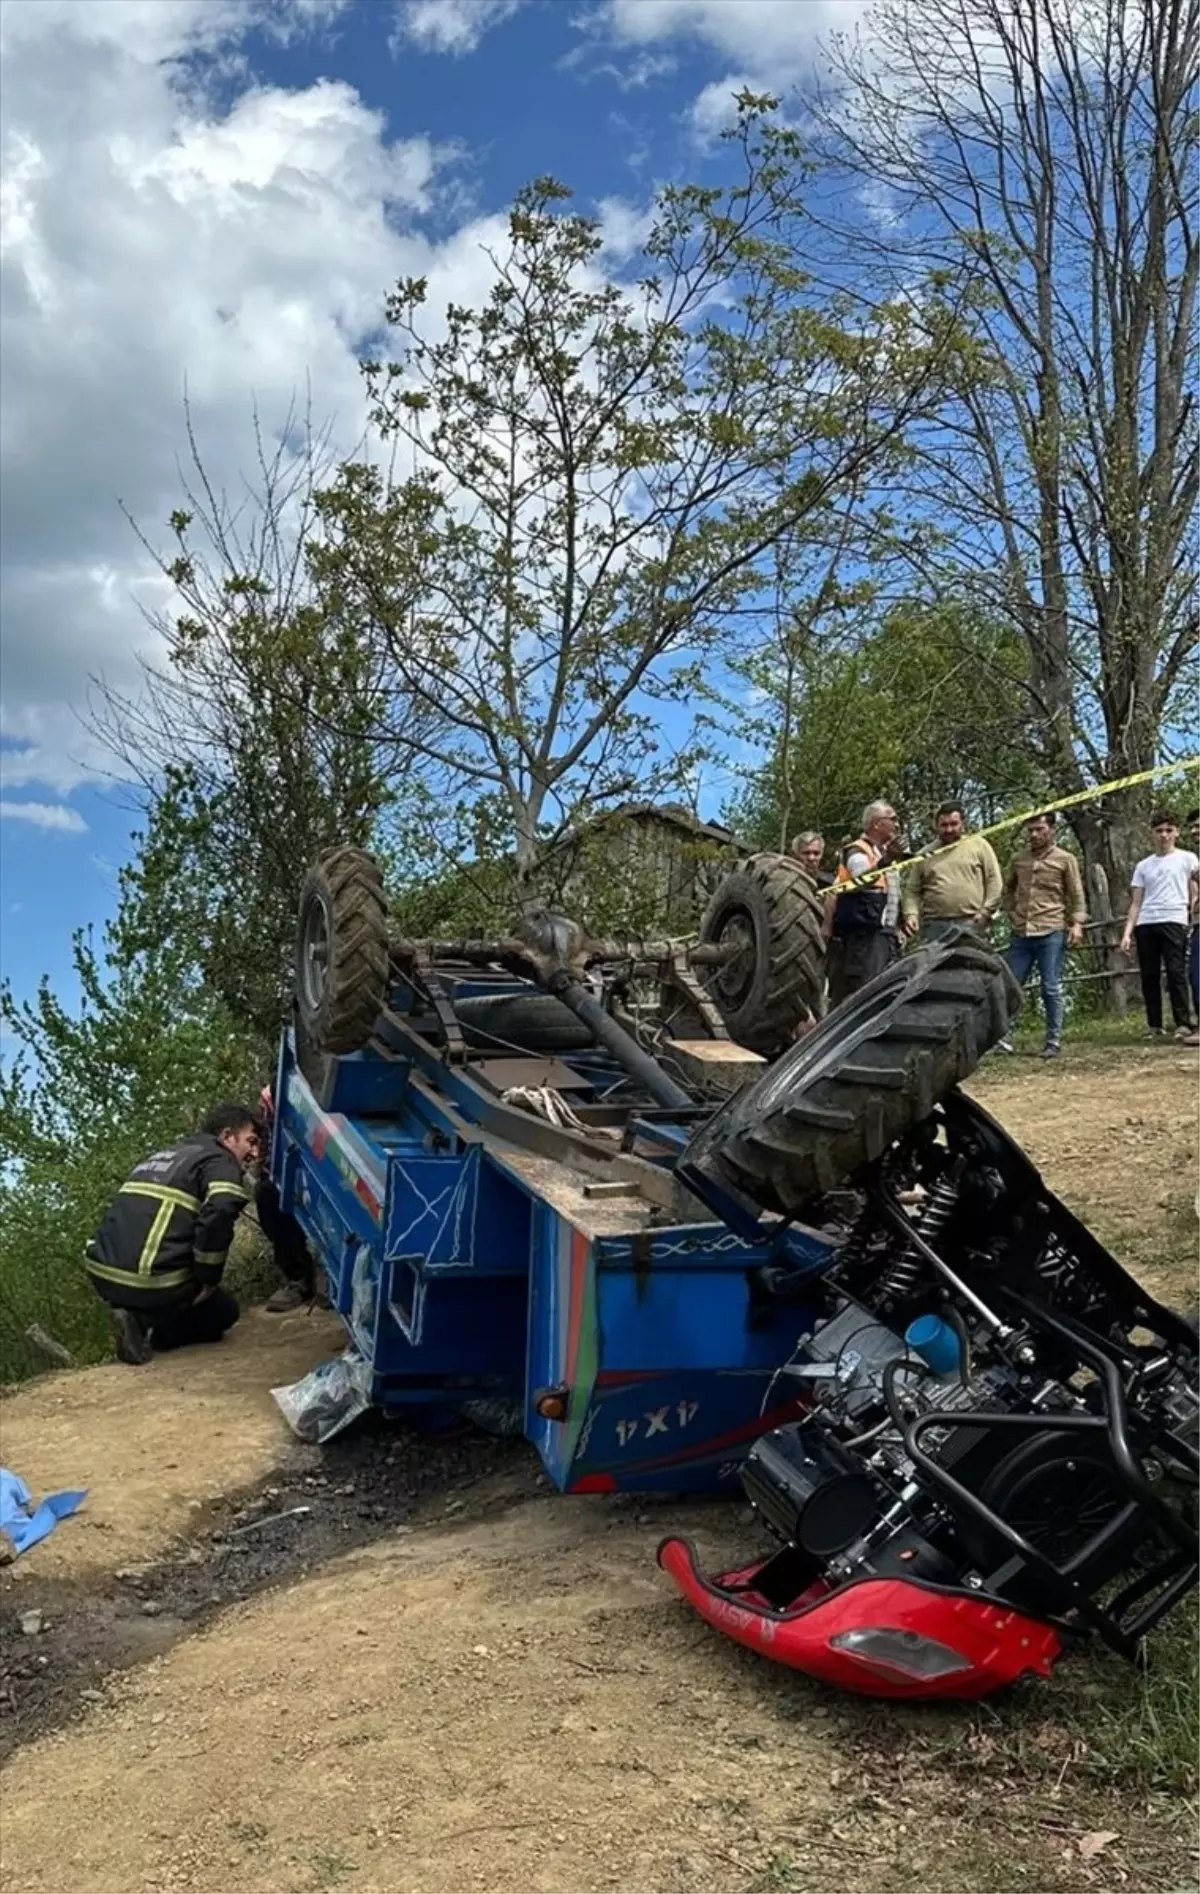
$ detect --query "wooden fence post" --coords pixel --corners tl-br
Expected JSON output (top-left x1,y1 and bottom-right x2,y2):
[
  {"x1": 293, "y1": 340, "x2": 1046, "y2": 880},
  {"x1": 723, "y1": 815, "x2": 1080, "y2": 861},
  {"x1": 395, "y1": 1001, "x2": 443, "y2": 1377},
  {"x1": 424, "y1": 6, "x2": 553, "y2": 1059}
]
[{"x1": 1088, "y1": 862, "x2": 1132, "y2": 1015}]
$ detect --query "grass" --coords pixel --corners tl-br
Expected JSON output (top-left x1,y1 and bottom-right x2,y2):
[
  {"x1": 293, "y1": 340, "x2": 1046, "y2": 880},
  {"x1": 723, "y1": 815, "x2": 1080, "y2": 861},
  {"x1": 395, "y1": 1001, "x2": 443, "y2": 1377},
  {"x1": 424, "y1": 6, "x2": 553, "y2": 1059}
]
[
  {"x1": 739, "y1": 1591, "x2": 1197, "y2": 1888},
  {"x1": 302, "y1": 1846, "x2": 354, "y2": 1891},
  {"x1": 773, "y1": 1613, "x2": 1200, "y2": 1894},
  {"x1": 226, "y1": 1818, "x2": 269, "y2": 1852},
  {"x1": 964, "y1": 1039, "x2": 1198, "y2": 1809},
  {"x1": 719, "y1": 1848, "x2": 1075, "y2": 1894},
  {"x1": 997, "y1": 1003, "x2": 1192, "y2": 1059},
  {"x1": 223, "y1": 1214, "x2": 281, "y2": 1304},
  {"x1": 1082, "y1": 1186, "x2": 1198, "y2": 1311},
  {"x1": 1083, "y1": 1616, "x2": 1198, "y2": 1794},
  {"x1": 943, "y1": 1613, "x2": 1199, "y2": 1799},
  {"x1": 0, "y1": 1248, "x2": 111, "y2": 1384}
]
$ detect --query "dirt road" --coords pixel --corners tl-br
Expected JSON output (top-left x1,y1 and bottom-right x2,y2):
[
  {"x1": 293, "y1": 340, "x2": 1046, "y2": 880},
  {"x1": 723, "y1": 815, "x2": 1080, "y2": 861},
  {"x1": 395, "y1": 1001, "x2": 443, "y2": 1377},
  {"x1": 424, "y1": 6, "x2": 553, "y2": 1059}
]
[
  {"x1": 1, "y1": 1051, "x2": 1195, "y2": 1894},
  {"x1": 970, "y1": 1043, "x2": 1198, "y2": 1308},
  {"x1": 0, "y1": 1307, "x2": 342, "y2": 1585}
]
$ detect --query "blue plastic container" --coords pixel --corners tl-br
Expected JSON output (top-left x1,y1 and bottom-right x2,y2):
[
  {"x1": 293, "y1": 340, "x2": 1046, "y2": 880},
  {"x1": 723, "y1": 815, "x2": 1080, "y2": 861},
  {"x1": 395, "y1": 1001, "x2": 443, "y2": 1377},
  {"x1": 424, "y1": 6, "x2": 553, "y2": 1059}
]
[{"x1": 905, "y1": 1313, "x2": 963, "y2": 1378}]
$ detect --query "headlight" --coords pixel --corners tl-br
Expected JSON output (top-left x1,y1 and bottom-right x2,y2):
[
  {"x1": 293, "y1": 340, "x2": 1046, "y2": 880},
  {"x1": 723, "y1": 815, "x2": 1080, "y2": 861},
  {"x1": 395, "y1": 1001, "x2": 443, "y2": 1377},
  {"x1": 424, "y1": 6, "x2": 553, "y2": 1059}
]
[{"x1": 829, "y1": 1625, "x2": 973, "y2": 1680}]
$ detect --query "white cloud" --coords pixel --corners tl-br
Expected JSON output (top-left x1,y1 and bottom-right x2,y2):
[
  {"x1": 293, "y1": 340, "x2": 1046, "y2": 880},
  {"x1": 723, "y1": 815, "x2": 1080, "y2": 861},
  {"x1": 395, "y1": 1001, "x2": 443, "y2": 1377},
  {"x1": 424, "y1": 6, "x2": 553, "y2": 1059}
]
[
  {"x1": 687, "y1": 74, "x2": 756, "y2": 145},
  {"x1": 604, "y1": 0, "x2": 870, "y2": 70},
  {"x1": 603, "y1": 0, "x2": 1031, "y2": 156},
  {"x1": 389, "y1": 0, "x2": 524, "y2": 56},
  {"x1": 596, "y1": 195, "x2": 655, "y2": 261},
  {"x1": 0, "y1": 0, "x2": 690, "y2": 812},
  {"x1": 0, "y1": 0, "x2": 493, "y2": 795},
  {"x1": 0, "y1": 703, "x2": 120, "y2": 795},
  {"x1": 0, "y1": 0, "x2": 349, "y2": 65},
  {"x1": 0, "y1": 799, "x2": 89, "y2": 833},
  {"x1": 598, "y1": 0, "x2": 874, "y2": 129},
  {"x1": 558, "y1": 37, "x2": 677, "y2": 93}
]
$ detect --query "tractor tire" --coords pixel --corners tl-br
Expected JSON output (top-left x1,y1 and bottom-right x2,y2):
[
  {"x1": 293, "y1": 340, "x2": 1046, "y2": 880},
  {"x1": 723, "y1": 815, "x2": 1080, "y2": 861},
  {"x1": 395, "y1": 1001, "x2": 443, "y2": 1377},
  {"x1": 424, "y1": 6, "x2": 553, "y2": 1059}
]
[
  {"x1": 453, "y1": 991, "x2": 595, "y2": 1053},
  {"x1": 698, "y1": 853, "x2": 826, "y2": 1057},
  {"x1": 681, "y1": 936, "x2": 1021, "y2": 1217},
  {"x1": 295, "y1": 847, "x2": 389, "y2": 1055}
]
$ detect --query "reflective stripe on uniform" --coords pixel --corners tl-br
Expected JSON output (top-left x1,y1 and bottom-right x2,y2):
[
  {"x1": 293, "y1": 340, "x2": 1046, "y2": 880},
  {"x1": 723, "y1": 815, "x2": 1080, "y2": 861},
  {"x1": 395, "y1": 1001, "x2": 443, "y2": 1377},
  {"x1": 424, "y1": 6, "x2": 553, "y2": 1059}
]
[
  {"x1": 193, "y1": 1249, "x2": 229, "y2": 1271},
  {"x1": 138, "y1": 1197, "x2": 176, "y2": 1277},
  {"x1": 205, "y1": 1181, "x2": 250, "y2": 1201},
  {"x1": 119, "y1": 1181, "x2": 201, "y2": 1211},
  {"x1": 83, "y1": 1255, "x2": 194, "y2": 1291}
]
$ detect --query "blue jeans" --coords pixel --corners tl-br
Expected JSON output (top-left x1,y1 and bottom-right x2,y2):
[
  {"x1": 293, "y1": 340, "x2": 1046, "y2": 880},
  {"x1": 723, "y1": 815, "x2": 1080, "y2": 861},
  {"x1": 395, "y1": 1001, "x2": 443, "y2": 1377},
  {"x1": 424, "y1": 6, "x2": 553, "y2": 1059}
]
[{"x1": 1008, "y1": 930, "x2": 1066, "y2": 1044}]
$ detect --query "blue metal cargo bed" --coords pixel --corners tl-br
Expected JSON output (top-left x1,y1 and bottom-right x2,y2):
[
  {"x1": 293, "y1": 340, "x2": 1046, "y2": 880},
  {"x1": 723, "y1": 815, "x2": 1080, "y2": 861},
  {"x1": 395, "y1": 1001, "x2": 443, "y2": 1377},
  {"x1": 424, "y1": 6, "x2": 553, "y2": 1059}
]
[{"x1": 269, "y1": 1015, "x2": 836, "y2": 1494}]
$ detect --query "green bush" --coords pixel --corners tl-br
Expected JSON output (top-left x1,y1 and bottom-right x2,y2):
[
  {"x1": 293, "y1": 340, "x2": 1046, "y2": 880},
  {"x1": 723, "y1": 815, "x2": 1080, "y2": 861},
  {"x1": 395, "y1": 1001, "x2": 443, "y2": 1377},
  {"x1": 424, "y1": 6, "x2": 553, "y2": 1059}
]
[{"x1": 0, "y1": 926, "x2": 264, "y2": 1383}]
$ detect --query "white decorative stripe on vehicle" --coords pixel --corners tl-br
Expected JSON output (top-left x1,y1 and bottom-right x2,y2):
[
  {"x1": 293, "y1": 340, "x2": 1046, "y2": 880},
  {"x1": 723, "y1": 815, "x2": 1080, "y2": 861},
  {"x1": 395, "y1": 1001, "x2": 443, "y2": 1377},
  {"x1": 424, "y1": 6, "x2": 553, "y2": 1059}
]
[{"x1": 285, "y1": 1068, "x2": 387, "y2": 1224}]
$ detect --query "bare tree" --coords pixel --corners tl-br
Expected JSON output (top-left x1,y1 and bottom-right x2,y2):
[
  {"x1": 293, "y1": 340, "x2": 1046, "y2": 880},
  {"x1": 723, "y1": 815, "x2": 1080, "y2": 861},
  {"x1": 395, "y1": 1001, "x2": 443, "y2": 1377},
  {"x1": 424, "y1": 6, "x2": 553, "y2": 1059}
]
[
  {"x1": 810, "y1": 0, "x2": 1198, "y2": 881},
  {"x1": 87, "y1": 401, "x2": 420, "y2": 1036},
  {"x1": 307, "y1": 102, "x2": 959, "y2": 892}
]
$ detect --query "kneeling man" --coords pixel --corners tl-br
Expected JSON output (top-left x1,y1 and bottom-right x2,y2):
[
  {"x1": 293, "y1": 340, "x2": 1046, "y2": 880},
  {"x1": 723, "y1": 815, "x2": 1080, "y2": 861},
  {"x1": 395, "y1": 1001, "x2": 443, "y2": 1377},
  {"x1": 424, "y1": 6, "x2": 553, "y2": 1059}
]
[{"x1": 84, "y1": 1103, "x2": 260, "y2": 1364}]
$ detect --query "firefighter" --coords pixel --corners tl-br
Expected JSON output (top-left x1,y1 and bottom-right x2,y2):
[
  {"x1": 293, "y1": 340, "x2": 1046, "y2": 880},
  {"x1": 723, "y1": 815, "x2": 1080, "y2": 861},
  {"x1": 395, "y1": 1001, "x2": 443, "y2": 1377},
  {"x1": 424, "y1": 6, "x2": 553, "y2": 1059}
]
[{"x1": 84, "y1": 1103, "x2": 261, "y2": 1365}]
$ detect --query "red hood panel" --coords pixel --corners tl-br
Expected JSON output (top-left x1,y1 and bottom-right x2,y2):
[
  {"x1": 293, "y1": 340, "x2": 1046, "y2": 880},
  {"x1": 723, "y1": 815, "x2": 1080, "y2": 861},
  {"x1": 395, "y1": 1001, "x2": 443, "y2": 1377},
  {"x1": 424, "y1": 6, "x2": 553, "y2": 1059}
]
[{"x1": 658, "y1": 1537, "x2": 1063, "y2": 1700}]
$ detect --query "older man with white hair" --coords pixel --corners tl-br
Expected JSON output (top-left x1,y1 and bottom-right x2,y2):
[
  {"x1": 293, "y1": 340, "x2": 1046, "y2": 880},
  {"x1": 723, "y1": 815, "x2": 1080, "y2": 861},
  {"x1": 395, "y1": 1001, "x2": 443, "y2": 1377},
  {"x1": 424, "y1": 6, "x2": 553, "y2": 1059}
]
[
  {"x1": 790, "y1": 829, "x2": 833, "y2": 888},
  {"x1": 825, "y1": 799, "x2": 907, "y2": 1007}
]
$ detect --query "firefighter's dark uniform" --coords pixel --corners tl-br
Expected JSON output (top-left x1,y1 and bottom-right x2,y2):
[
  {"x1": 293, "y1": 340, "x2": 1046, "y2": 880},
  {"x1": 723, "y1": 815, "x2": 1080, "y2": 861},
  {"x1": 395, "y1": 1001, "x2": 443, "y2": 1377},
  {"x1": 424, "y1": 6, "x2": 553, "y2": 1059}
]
[{"x1": 85, "y1": 1134, "x2": 250, "y2": 1349}]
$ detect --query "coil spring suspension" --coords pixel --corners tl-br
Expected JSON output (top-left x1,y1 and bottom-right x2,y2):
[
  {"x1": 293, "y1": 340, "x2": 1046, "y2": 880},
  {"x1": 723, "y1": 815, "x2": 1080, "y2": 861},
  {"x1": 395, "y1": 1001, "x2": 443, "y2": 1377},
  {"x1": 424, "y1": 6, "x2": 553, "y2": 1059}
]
[
  {"x1": 920, "y1": 1171, "x2": 962, "y2": 1239},
  {"x1": 837, "y1": 1201, "x2": 877, "y2": 1275},
  {"x1": 878, "y1": 1170, "x2": 961, "y2": 1302}
]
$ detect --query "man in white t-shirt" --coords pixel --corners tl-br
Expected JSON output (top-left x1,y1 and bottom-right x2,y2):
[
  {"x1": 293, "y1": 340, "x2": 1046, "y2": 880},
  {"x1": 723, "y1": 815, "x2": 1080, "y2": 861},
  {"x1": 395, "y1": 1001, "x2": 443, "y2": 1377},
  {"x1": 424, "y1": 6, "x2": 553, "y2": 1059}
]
[{"x1": 1120, "y1": 812, "x2": 1200, "y2": 1039}]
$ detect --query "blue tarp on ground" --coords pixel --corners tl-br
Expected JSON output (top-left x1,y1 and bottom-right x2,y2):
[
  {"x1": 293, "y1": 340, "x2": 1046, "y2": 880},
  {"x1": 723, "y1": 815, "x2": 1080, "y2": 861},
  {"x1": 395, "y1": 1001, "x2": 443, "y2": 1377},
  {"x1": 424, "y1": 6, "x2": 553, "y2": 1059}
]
[{"x1": 0, "y1": 1466, "x2": 87, "y2": 1557}]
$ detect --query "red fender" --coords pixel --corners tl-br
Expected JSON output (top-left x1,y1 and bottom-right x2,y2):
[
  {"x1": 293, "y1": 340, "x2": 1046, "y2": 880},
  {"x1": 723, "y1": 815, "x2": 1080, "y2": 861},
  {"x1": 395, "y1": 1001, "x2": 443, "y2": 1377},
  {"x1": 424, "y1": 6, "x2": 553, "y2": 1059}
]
[{"x1": 658, "y1": 1537, "x2": 1063, "y2": 1700}]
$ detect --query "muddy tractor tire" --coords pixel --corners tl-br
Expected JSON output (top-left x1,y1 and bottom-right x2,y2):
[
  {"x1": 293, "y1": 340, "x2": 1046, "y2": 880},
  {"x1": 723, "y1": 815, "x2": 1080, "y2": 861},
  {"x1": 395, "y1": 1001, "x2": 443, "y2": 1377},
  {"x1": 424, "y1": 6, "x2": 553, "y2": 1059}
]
[
  {"x1": 698, "y1": 853, "x2": 826, "y2": 1057},
  {"x1": 295, "y1": 847, "x2": 390, "y2": 1054},
  {"x1": 453, "y1": 990, "x2": 595, "y2": 1053},
  {"x1": 680, "y1": 935, "x2": 1021, "y2": 1217}
]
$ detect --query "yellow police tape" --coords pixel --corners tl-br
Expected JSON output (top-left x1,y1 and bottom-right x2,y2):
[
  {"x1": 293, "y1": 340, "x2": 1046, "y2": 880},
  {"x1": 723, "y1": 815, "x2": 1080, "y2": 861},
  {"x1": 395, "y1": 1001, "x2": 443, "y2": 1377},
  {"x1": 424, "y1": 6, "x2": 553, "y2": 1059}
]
[{"x1": 829, "y1": 755, "x2": 1200, "y2": 895}]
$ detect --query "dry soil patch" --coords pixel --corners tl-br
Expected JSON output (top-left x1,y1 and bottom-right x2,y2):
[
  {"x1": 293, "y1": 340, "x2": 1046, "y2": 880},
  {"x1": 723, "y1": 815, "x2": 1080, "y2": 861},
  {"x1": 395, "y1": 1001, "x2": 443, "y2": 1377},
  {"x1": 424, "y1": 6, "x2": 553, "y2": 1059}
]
[
  {"x1": 1, "y1": 1488, "x2": 1186, "y2": 1894},
  {"x1": 0, "y1": 1052, "x2": 1195, "y2": 1894},
  {"x1": 0, "y1": 1308, "x2": 341, "y2": 1583},
  {"x1": 0, "y1": 1501, "x2": 860, "y2": 1894},
  {"x1": 969, "y1": 1047, "x2": 1197, "y2": 1304}
]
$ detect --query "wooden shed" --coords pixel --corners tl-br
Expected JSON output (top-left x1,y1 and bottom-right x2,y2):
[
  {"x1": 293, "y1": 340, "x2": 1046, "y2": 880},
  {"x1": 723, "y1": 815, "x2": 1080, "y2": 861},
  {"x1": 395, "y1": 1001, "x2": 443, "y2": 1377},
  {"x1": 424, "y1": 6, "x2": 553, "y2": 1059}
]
[{"x1": 549, "y1": 801, "x2": 739, "y2": 934}]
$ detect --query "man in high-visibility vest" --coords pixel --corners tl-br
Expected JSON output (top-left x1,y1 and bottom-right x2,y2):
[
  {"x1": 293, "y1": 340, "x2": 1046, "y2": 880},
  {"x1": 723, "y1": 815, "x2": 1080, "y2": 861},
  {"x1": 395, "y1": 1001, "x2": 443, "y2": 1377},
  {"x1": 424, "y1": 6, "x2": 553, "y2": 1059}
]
[
  {"x1": 824, "y1": 800, "x2": 907, "y2": 1008},
  {"x1": 84, "y1": 1102, "x2": 261, "y2": 1364}
]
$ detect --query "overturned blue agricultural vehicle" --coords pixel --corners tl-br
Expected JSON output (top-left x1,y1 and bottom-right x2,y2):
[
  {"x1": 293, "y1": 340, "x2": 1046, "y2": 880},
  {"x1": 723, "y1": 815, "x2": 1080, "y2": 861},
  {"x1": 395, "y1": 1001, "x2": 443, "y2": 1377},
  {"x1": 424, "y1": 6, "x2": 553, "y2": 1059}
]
[
  {"x1": 269, "y1": 846, "x2": 1198, "y2": 1697},
  {"x1": 268, "y1": 846, "x2": 833, "y2": 1493}
]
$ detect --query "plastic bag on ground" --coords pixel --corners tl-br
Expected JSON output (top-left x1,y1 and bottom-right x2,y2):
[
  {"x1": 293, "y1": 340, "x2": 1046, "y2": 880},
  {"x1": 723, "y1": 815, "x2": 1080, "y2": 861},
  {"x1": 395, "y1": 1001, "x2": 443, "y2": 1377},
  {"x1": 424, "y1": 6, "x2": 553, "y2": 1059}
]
[
  {"x1": 0, "y1": 1467, "x2": 87, "y2": 1558},
  {"x1": 271, "y1": 1349, "x2": 373, "y2": 1444}
]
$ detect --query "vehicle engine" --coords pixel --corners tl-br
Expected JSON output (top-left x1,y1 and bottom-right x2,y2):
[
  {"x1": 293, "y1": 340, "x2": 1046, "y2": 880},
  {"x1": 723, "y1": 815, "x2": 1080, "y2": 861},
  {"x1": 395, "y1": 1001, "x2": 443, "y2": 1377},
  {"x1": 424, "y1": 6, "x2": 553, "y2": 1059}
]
[{"x1": 661, "y1": 1090, "x2": 1198, "y2": 1696}]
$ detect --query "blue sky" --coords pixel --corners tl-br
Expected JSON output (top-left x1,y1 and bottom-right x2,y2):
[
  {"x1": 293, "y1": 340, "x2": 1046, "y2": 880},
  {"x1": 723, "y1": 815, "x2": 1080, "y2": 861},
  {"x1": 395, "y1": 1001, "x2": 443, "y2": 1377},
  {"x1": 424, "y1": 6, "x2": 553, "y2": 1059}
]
[{"x1": 3, "y1": 0, "x2": 873, "y2": 1014}]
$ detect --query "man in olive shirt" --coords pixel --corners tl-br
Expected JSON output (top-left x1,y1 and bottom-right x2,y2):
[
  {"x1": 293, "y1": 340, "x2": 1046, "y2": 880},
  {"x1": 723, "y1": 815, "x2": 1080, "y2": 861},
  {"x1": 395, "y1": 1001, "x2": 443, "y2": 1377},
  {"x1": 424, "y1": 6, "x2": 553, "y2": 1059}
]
[
  {"x1": 1001, "y1": 811, "x2": 1087, "y2": 1059},
  {"x1": 901, "y1": 802, "x2": 1002, "y2": 942}
]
